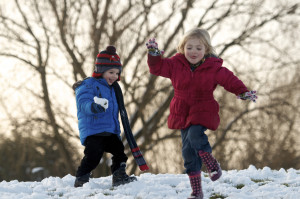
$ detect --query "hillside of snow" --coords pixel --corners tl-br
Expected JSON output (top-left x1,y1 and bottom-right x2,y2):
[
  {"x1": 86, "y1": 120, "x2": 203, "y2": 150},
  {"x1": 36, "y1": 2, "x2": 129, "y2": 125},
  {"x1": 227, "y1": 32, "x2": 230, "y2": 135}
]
[{"x1": 0, "y1": 165, "x2": 299, "y2": 199}]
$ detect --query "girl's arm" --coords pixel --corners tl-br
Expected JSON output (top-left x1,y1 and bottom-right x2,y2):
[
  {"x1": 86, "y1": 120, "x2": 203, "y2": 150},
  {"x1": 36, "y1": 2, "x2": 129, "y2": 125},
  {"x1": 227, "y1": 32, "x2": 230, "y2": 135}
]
[
  {"x1": 147, "y1": 55, "x2": 174, "y2": 78},
  {"x1": 215, "y1": 66, "x2": 249, "y2": 96},
  {"x1": 146, "y1": 38, "x2": 173, "y2": 78}
]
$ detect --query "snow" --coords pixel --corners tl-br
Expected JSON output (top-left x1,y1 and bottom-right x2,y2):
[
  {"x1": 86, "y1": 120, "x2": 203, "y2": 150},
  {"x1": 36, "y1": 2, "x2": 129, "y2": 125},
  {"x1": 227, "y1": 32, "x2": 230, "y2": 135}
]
[
  {"x1": 31, "y1": 167, "x2": 44, "y2": 174},
  {"x1": 0, "y1": 165, "x2": 299, "y2": 199}
]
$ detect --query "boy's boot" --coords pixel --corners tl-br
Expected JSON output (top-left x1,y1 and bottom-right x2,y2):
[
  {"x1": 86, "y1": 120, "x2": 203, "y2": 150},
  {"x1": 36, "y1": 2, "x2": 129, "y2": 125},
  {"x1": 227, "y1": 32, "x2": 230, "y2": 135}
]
[
  {"x1": 198, "y1": 150, "x2": 222, "y2": 181},
  {"x1": 187, "y1": 171, "x2": 203, "y2": 199},
  {"x1": 74, "y1": 172, "x2": 91, "y2": 187},
  {"x1": 112, "y1": 162, "x2": 137, "y2": 187}
]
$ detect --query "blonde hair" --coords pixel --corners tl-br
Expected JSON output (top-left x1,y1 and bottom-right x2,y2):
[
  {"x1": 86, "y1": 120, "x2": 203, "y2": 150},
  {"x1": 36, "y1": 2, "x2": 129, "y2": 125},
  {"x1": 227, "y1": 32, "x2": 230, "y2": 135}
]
[{"x1": 177, "y1": 28, "x2": 217, "y2": 56}]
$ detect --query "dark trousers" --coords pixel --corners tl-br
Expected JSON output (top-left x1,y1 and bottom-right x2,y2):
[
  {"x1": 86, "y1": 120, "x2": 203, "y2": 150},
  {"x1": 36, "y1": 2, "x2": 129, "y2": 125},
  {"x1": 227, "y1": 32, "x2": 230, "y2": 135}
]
[
  {"x1": 181, "y1": 125, "x2": 211, "y2": 174},
  {"x1": 76, "y1": 134, "x2": 128, "y2": 177}
]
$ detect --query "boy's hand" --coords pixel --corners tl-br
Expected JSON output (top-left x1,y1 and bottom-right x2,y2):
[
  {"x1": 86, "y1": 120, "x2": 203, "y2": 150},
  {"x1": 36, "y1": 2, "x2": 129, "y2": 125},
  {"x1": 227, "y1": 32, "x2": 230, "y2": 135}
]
[
  {"x1": 93, "y1": 96, "x2": 109, "y2": 110},
  {"x1": 237, "y1": 91, "x2": 257, "y2": 102},
  {"x1": 146, "y1": 38, "x2": 164, "y2": 56},
  {"x1": 91, "y1": 102, "x2": 105, "y2": 113}
]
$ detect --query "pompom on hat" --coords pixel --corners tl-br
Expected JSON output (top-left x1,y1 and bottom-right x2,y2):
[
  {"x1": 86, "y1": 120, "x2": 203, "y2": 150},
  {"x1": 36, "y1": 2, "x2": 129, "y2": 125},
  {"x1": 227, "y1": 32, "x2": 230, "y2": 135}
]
[{"x1": 92, "y1": 45, "x2": 122, "y2": 80}]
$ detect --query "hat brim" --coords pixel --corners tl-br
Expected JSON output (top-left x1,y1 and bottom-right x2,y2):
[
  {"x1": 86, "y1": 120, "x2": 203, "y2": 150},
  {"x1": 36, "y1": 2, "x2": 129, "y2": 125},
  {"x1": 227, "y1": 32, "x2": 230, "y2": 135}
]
[{"x1": 92, "y1": 72, "x2": 121, "y2": 81}]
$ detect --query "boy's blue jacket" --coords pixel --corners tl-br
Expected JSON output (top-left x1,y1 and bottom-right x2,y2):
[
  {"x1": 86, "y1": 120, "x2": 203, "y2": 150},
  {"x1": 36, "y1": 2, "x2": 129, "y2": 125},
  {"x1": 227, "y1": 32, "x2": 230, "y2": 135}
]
[{"x1": 74, "y1": 77, "x2": 121, "y2": 145}]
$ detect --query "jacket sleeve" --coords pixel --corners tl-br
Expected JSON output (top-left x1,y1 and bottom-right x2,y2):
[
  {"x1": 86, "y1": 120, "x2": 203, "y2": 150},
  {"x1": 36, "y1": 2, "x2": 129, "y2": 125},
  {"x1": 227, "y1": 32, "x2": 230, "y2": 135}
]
[
  {"x1": 147, "y1": 54, "x2": 174, "y2": 78},
  {"x1": 75, "y1": 82, "x2": 95, "y2": 115},
  {"x1": 215, "y1": 66, "x2": 249, "y2": 95}
]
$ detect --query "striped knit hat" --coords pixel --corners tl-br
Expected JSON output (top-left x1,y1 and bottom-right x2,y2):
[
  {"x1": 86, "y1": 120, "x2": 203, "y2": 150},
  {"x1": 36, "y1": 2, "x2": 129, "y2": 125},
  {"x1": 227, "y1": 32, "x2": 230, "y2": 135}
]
[{"x1": 92, "y1": 46, "x2": 122, "y2": 80}]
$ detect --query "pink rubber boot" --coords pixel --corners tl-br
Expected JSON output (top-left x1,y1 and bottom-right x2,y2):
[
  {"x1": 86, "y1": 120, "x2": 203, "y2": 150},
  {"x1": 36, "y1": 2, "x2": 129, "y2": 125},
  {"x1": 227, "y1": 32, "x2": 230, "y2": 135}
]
[
  {"x1": 187, "y1": 171, "x2": 203, "y2": 199},
  {"x1": 199, "y1": 150, "x2": 222, "y2": 181}
]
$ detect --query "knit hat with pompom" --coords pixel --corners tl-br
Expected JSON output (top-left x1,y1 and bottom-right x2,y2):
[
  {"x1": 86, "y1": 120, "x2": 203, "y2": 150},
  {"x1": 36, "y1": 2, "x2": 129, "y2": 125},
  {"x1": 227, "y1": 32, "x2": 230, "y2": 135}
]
[{"x1": 92, "y1": 46, "x2": 122, "y2": 80}]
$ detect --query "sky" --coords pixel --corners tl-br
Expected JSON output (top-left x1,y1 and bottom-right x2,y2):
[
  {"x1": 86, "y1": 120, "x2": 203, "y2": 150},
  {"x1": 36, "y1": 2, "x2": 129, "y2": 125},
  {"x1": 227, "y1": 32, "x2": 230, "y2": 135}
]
[{"x1": 0, "y1": 165, "x2": 299, "y2": 199}]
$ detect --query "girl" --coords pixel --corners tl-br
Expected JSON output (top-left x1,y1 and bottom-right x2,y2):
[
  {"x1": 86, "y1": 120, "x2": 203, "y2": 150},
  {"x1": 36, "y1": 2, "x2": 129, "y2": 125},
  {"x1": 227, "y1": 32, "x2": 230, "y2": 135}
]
[
  {"x1": 146, "y1": 28, "x2": 257, "y2": 199},
  {"x1": 73, "y1": 46, "x2": 136, "y2": 187}
]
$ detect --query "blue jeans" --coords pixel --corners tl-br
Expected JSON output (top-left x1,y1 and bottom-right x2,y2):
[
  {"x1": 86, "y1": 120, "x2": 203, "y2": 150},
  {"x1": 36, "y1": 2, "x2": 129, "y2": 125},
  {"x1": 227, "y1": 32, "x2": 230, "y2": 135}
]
[{"x1": 181, "y1": 125, "x2": 212, "y2": 173}]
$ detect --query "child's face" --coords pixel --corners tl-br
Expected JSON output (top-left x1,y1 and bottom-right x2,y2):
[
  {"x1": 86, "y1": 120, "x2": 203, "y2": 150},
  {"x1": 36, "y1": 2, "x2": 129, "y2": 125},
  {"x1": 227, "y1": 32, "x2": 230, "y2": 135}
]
[
  {"x1": 102, "y1": 68, "x2": 120, "y2": 85},
  {"x1": 184, "y1": 38, "x2": 206, "y2": 64}
]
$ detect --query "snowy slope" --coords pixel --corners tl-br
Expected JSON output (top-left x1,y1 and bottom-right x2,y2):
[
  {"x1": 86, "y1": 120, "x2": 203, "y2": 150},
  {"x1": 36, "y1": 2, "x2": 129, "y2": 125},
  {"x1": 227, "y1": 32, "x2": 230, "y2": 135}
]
[{"x1": 0, "y1": 165, "x2": 299, "y2": 199}]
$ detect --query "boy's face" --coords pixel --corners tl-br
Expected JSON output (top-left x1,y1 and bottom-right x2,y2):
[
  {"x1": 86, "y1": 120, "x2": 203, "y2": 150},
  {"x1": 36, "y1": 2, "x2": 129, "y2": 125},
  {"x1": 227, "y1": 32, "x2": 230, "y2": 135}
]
[
  {"x1": 102, "y1": 68, "x2": 120, "y2": 85},
  {"x1": 184, "y1": 38, "x2": 206, "y2": 64}
]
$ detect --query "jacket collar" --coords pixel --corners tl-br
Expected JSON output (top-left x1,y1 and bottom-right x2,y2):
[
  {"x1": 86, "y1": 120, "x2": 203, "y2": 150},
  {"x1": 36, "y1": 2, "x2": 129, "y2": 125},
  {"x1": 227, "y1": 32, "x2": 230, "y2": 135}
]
[
  {"x1": 173, "y1": 53, "x2": 223, "y2": 70},
  {"x1": 93, "y1": 77, "x2": 111, "y2": 88}
]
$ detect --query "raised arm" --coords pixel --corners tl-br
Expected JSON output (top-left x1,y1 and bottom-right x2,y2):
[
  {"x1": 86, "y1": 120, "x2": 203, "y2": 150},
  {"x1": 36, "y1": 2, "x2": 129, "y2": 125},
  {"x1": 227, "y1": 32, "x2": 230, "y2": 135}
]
[{"x1": 146, "y1": 38, "x2": 173, "y2": 78}]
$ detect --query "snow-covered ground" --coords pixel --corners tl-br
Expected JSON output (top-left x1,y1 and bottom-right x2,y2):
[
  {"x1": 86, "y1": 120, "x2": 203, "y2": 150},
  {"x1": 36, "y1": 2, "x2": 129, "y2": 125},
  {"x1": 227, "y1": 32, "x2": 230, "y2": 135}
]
[{"x1": 0, "y1": 165, "x2": 299, "y2": 199}]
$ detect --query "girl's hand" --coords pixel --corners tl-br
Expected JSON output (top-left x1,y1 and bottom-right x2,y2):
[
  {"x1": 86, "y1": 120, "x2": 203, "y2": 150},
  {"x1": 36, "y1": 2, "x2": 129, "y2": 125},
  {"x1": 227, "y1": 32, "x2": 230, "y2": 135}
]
[
  {"x1": 237, "y1": 91, "x2": 257, "y2": 102},
  {"x1": 146, "y1": 38, "x2": 164, "y2": 56}
]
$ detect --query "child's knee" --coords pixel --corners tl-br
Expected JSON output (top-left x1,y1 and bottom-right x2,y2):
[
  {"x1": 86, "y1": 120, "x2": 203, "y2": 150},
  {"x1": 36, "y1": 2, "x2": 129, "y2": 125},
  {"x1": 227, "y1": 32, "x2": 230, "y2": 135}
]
[{"x1": 188, "y1": 125, "x2": 207, "y2": 141}]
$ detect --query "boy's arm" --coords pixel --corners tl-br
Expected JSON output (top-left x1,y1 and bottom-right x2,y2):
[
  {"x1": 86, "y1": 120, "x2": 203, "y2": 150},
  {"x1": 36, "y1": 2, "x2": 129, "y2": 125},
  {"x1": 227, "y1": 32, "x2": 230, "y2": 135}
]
[
  {"x1": 76, "y1": 82, "x2": 106, "y2": 114},
  {"x1": 76, "y1": 85, "x2": 95, "y2": 115}
]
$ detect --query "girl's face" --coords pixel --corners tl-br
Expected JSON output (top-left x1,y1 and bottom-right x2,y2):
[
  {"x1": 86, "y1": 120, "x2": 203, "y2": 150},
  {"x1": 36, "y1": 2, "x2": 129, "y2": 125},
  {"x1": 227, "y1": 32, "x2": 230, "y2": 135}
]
[
  {"x1": 102, "y1": 68, "x2": 120, "y2": 85},
  {"x1": 184, "y1": 38, "x2": 206, "y2": 64}
]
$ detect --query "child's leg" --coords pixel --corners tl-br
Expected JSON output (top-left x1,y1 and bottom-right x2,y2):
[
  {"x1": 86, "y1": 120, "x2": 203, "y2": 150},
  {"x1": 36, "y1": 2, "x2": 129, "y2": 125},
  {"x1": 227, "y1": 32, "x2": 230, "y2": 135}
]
[
  {"x1": 105, "y1": 134, "x2": 128, "y2": 173},
  {"x1": 198, "y1": 150, "x2": 222, "y2": 181},
  {"x1": 105, "y1": 134, "x2": 137, "y2": 186},
  {"x1": 181, "y1": 128, "x2": 202, "y2": 173},
  {"x1": 186, "y1": 125, "x2": 222, "y2": 181},
  {"x1": 74, "y1": 136, "x2": 105, "y2": 187},
  {"x1": 187, "y1": 171, "x2": 203, "y2": 199},
  {"x1": 186, "y1": 125, "x2": 211, "y2": 153},
  {"x1": 181, "y1": 128, "x2": 203, "y2": 198}
]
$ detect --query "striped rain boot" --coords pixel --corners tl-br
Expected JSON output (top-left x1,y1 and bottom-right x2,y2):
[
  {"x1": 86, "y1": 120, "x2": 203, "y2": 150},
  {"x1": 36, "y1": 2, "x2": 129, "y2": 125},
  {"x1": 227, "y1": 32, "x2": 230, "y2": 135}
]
[
  {"x1": 199, "y1": 150, "x2": 222, "y2": 181},
  {"x1": 187, "y1": 171, "x2": 203, "y2": 199}
]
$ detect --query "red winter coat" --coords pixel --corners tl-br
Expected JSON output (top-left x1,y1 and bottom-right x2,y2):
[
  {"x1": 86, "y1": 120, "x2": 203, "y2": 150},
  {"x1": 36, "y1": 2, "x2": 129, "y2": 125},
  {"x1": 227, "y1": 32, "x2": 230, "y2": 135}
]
[{"x1": 147, "y1": 53, "x2": 248, "y2": 130}]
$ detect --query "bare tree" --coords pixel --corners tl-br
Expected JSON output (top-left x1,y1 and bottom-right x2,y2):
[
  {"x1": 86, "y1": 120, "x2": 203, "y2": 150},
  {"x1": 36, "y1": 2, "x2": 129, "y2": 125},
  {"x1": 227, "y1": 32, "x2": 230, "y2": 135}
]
[{"x1": 0, "y1": 0, "x2": 299, "y2": 180}]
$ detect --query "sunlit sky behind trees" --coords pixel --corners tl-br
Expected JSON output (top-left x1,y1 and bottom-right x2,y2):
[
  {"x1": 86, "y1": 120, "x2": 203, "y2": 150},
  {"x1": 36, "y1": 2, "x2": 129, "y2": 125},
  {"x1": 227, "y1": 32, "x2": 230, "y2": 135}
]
[{"x1": 0, "y1": 0, "x2": 299, "y2": 181}]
